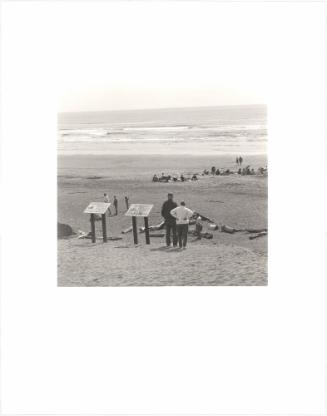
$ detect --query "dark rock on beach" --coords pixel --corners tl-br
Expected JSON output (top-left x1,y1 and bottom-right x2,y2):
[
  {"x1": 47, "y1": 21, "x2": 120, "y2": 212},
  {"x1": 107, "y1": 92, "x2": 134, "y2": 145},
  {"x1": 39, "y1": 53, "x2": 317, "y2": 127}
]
[{"x1": 58, "y1": 222, "x2": 76, "y2": 239}]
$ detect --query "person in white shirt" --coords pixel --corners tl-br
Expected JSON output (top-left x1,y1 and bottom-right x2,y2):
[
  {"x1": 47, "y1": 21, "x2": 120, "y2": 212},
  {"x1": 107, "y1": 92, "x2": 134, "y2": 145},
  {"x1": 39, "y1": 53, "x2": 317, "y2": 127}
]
[{"x1": 170, "y1": 201, "x2": 193, "y2": 249}]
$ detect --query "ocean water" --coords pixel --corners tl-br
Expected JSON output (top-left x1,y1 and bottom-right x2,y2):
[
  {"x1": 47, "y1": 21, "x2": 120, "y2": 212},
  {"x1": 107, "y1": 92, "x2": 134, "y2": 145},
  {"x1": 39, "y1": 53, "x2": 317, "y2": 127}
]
[{"x1": 58, "y1": 105, "x2": 267, "y2": 155}]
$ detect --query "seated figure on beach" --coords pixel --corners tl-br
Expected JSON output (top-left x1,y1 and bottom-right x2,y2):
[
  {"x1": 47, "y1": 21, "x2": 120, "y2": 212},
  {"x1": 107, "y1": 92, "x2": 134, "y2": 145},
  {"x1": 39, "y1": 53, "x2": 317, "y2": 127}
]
[
  {"x1": 215, "y1": 168, "x2": 220, "y2": 175},
  {"x1": 152, "y1": 174, "x2": 159, "y2": 182},
  {"x1": 191, "y1": 174, "x2": 198, "y2": 181},
  {"x1": 211, "y1": 166, "x2": 216, "y2": 175},
  {"x1": 194, "y1": 217, "x2": 203, "y2": 239},
  {"x1": 180, "y1": 174, "x2": 185, "y2": 182},
  {"x1": 221, "y1": 169, "x2": 228, "y2": 176},
  {"x1": 257, "y1": 166, "x2": 267, "y2": 175},
  {"x1": 159, "y1": 173, "x2": 169, "y2": 182}
]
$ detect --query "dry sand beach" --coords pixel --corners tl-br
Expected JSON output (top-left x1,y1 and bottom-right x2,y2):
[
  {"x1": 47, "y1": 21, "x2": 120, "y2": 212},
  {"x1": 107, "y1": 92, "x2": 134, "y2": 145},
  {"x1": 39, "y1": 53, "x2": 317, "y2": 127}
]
[{"x1": 58, "y1": 154, "x2": 267, "y2": 286}]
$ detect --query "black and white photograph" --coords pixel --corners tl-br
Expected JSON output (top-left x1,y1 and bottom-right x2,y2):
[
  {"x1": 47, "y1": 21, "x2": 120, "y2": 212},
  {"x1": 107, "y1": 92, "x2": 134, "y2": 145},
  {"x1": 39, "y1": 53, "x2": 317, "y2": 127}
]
[
  {"x1": 57, "y1": 2, "x2": 268, "y2": 286},
  {"x1": 1, "y1": 1, "x2": 325, "y2": 415}
]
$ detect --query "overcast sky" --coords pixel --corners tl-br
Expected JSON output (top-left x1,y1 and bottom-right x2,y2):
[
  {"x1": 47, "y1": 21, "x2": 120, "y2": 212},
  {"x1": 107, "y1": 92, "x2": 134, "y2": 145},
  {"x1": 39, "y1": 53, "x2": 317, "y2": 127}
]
[{"x1": 53, "y1": 2, "x2": 272, "y2": 112}]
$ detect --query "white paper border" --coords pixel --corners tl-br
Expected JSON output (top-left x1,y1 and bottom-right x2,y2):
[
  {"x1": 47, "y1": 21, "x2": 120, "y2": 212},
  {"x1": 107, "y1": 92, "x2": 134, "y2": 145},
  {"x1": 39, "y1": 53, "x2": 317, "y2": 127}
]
[{"x1": 1, "y1": 1, "x2": 326, "y2": 415}]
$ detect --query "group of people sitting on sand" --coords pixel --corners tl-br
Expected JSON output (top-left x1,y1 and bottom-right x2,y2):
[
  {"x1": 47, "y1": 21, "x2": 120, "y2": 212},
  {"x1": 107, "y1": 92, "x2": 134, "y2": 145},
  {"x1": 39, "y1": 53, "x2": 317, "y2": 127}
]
[
  {"x1": 152, "y1": 172, "x2": 199, "y2": 183},
  {"x1": 203, "y1": 157, "x2": 267, "y2": 176},
  {"x1": 203, "y1": 165, "x2": 267, "y2": 176},
  {"x1": 152, "y1": 163, "x2": 267, "y2": 182}
]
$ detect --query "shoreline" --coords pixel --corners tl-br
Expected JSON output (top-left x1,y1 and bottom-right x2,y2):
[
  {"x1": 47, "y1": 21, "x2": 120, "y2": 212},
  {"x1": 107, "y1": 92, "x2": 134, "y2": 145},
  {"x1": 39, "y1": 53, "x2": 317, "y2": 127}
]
[{"x1": 57, "y1": 148, "x2": 268, "y2": 157}]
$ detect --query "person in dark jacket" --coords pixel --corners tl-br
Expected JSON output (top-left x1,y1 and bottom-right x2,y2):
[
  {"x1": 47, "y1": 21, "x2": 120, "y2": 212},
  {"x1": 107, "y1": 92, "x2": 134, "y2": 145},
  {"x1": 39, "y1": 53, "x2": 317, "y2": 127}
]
[
  {"x1": 161, "y1": 193, "x2": 177, "y2": 247},
  {"x1": 113, "y1": 195, "x2": 118, "y2": 215},
  {"x1": 124, "y1": 196, "x2": 129, "y2": 210}
]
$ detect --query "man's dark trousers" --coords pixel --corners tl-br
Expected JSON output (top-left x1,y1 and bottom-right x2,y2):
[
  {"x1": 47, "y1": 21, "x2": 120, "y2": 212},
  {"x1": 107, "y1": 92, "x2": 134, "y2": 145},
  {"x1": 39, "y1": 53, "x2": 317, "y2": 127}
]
[
  {"x1": 177, "y1": 224, "x2": 188, "y2": 248},
  {"x1": 166, "y1": 221, "x2": 177, "y2": 247}
]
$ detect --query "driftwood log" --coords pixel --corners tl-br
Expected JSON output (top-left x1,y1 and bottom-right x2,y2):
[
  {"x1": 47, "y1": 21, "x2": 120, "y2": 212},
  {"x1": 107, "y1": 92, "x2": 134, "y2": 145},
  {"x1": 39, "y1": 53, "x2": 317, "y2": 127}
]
[
  {"x1": 249, "y1": 231, "x2": 267, "y2": 240},
  {"x1": 139, "y1": 221, "x2": 165, "y2": 233},
  {"x1": 220, "y1": 224, "x2": 267, "y2": 234}
]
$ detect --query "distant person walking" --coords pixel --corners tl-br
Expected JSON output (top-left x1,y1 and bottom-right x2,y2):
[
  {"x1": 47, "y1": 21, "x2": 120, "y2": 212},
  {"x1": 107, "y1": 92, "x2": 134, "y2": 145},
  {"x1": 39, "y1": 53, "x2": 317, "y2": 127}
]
[
  {"x1": 161, "y1": 193, "x2": 177, "y2": 248},
  {"x1": 113, "y1": 195, "x2": 118, "y2": 215},
  {"x1": 170, "y1": 201, "x2": 194, "y2": 250},
  {"x1": 236, "y1": 157, "x2": 239, "y2": 165},
  {"x1": 239, "y1": 156, "x2": 243, "y2": 166},
  {"x1": 125, "y1": 196, "x2": 129, "y2": 210},
  {"x1": 104, "y1": 193, "x2": 112, "y2": 216}
]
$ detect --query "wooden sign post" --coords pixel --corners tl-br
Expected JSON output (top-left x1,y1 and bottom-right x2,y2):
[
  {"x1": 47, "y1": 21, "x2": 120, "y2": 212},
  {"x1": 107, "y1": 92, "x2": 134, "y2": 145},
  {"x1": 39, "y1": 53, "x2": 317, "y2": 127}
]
[
  {"x1": 125, "y1": 204, "x2": 153, "y2": 245},
  {"x1": 84, "y1": 202, "x2": 111, "y2": 243},
  {"x1": 101, "y1": 214, "x2": 107, "y2": 242},
  {"x1": 144, "y1": 217, "x2": 150, "y2": 244},
  {"x1": 90, "y1": 213, "x2": 96, "y2": 243},
  {"x1": 132, "y1": 216, "x2": 138, "y2": 244}
]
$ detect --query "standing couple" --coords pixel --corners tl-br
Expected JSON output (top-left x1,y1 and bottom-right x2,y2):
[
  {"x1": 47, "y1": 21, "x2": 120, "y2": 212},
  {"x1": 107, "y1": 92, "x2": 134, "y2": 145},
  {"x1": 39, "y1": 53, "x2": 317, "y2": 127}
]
[{"x1": 161, "y1": 193, "x2": 193, "y2": 250}]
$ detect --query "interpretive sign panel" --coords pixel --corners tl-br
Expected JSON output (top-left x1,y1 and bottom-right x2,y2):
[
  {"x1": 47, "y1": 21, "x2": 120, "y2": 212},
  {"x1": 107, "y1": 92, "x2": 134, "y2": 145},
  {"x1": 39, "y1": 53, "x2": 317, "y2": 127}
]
[
  {"x1": 125, "y1": 204, "x2": 153, "y2": 217},
  {"x1": 84, "y1": 202, "x2": 111, "y2": 215}
]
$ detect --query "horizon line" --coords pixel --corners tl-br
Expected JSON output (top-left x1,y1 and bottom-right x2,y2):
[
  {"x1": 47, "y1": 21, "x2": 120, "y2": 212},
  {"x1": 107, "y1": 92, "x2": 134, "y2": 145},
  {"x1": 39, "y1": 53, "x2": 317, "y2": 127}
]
[{"x1": 58, "y1": 103, "x2": 266, "y2": 115}]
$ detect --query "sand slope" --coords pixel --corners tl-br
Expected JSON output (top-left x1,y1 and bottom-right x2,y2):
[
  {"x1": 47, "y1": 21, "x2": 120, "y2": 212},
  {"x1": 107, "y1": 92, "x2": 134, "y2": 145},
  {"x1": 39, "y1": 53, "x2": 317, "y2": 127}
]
[{"x1": 58, "y1": 237, "x2": 267, "y2": 286}]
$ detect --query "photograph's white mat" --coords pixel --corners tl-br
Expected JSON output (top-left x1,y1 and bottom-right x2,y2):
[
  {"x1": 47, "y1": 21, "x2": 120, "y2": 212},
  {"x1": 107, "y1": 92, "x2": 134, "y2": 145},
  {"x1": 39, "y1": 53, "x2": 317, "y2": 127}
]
[{"x1": 1, "y1": 2, "x2": 326, "y2": 414}]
